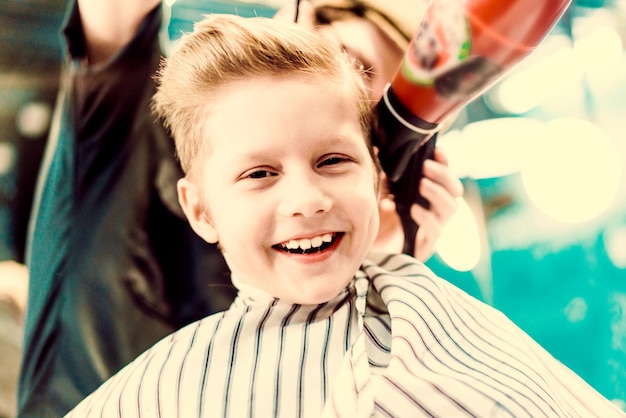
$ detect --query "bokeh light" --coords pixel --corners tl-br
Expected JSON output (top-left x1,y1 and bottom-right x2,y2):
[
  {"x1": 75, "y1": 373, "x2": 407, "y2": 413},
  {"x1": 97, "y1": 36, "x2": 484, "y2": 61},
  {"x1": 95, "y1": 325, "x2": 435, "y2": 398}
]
[
  {"x1": 0, "y1": 143, "x2": 15, "y2": 176},
  {"x1": 16, "y1": 102, "x2": 52, "y2": 139},
  {"x1": 603, "y1": 223, "x2": 626, "y2": 269},
  {"x1": 520, "y1": 118, "x2": 621, "y2": 223},
  {"x1": 435, "y1": 198, "x2": 482, "y2": 272},
  {"x1": 440, "y1": 117, "x2": 544, "y2": 179}
]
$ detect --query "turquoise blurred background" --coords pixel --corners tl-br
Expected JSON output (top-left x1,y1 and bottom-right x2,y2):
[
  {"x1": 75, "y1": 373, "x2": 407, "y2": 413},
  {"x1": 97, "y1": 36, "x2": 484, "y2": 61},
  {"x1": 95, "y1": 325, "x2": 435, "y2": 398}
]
[{"x1": 424, "y1": 3, "x2": 626, "y2": 405}]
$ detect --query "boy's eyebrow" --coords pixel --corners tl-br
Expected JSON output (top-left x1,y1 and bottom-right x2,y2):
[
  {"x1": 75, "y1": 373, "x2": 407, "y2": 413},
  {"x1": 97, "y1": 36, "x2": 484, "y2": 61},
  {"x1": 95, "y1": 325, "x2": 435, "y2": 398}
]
[
  {"x1": 231, "y1": 135, "x2": 364, "y2": 162},
  {"x1": 308, "y1": 134, "x2": 367, "y2": 152}
]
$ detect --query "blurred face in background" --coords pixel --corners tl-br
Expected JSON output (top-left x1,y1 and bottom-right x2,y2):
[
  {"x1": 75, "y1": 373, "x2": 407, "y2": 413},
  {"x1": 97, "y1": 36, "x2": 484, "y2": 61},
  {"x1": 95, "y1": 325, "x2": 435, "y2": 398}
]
[
  {"x1": 315, "y1": 15, "x2": 405, "y2": 103},
  {"x1": 275, "y1": 3, "x2": 405, "y2": 102}
]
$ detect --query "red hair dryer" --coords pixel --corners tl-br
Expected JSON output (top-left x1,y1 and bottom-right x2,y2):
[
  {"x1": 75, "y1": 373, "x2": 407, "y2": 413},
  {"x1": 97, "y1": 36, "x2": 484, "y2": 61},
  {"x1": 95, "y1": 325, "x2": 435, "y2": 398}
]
[{"x1": 373, "y1": 0, "x2": 572, "y2": 255}]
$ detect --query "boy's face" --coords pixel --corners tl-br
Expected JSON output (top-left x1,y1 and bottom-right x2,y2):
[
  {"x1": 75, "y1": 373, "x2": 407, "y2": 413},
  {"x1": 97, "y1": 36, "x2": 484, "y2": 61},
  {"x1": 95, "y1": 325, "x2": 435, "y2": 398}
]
[{"x1": 178, "y1": 75, "x2": 380, "y2": 304}]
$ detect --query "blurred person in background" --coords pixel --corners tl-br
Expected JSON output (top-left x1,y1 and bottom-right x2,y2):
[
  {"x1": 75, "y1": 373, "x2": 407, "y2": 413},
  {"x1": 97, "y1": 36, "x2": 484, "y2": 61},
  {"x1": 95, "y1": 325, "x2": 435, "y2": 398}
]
[
  {"x1": 17, "y1": 0, "x2": 233, "y2": 416},
  {"x1": 16, "y1": 0, "x2": 461, "y2": 416}
]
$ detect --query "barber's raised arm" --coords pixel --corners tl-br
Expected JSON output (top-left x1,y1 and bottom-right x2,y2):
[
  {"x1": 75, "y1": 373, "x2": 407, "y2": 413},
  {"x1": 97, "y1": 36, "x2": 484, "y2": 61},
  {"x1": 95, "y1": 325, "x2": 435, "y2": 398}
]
[{"x1": 77, "y1": 0, "x2": 161, "y2": 65}]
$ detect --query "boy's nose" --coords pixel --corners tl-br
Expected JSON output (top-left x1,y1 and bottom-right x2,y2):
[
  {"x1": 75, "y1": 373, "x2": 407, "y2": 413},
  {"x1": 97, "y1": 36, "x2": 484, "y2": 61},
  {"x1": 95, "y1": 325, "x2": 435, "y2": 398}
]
[{"x1": 277, "y1": 171, "x2": 332, "y2": 218}]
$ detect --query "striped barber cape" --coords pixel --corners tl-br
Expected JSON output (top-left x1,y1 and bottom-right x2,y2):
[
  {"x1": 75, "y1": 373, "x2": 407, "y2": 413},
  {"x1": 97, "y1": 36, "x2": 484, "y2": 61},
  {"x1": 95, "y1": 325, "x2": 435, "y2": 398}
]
[{"x1": 65, "y1": 253, "x2": 624, "y2": 417}]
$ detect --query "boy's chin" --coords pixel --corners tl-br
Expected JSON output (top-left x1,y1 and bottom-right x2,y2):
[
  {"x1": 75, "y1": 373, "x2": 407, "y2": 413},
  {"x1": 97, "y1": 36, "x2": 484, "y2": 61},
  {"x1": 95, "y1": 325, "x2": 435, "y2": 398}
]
[{"x1": 288, "y1": 280, "x2": 354, "y2": 305}]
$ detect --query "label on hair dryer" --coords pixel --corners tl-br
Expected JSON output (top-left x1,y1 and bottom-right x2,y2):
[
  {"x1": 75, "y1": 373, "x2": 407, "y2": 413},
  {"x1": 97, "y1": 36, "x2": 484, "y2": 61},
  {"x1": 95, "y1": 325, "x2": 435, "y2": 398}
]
[{"x1": 402, "y1": 0, "x2": 470, "y2": 88}]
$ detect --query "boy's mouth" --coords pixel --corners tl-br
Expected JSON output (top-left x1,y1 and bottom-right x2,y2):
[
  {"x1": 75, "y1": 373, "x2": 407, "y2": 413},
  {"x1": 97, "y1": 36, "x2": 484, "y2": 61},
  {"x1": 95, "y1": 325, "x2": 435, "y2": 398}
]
[{"x1": 274, "y1": 232, "x2": 342, "y2": 254}]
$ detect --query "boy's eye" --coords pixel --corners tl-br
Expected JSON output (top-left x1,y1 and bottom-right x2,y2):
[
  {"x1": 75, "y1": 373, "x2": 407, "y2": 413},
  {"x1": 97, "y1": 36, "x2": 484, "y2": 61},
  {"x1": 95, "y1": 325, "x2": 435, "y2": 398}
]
[
  {"x1": 341, "y1": 46, "x2": 368, "y2": 73},
  {"x1": 248, "y1": 170, "x2": 276, "y2": 179},
  {"x1": 318, "y1": 156, "x2": 348, "y2": 167}
]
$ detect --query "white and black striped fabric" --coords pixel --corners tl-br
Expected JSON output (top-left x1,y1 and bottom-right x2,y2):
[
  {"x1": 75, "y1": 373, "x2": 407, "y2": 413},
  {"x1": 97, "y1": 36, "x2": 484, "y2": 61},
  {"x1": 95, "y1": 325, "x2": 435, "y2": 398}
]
[{"x1": 65, "y1": 253, "x2": 625, "y2": 417}]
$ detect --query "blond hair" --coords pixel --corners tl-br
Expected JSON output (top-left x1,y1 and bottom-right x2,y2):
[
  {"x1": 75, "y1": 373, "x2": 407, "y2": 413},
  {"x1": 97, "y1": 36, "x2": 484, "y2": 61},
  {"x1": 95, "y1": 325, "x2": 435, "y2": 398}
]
[{"x1": 152, "y1": 13, "x2": 375, "y2": 179}]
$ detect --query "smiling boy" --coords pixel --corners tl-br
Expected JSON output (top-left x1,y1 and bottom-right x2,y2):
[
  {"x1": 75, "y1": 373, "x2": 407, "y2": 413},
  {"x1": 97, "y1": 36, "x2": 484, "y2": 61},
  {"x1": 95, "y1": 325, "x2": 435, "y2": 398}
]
[
  {"x1": 175, "y1": 73, "x2": 379, "y2": 305},
  {"x1": 64, "y1": 13, "x2": 624, "y2": 418}
]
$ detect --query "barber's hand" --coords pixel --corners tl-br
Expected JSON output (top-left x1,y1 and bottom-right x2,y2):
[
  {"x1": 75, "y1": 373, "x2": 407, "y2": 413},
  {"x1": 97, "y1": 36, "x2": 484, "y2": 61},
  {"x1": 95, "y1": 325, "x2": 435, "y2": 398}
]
[{"x1": 374, "y1": 147, "x2": 464, "y2": 261}]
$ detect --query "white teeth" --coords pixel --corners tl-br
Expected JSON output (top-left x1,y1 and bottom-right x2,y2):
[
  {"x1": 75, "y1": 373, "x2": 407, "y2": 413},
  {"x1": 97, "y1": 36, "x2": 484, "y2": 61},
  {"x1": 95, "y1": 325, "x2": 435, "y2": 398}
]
[
  {"x1": 281, "y1": 233, "x2": 334, "y2": 251},
  {"x1": 311, "y1": 236, "x2": 323, "y2": 248}
]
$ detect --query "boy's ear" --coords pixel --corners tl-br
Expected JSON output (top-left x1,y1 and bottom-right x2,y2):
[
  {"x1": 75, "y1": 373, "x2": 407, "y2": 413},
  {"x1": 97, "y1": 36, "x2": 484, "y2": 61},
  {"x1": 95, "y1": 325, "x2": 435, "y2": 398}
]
[{"x1": 177, "y1": 178, "x2": 219, "y2": 244}]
